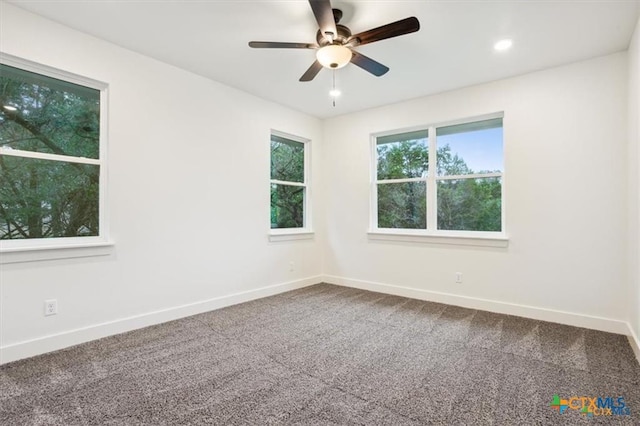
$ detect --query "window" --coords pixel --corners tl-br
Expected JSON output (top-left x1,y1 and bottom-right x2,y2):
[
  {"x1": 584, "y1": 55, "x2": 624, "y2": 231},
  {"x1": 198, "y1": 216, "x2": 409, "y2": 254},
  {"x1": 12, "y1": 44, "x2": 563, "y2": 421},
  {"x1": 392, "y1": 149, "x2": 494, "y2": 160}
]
[
  {"x1": 373, "y1": 114, "x2": 504, "y2": 238},
  {"x1": 0, "y1": 57, "x2": 107, "y2": 250},
  {"x1": 270, "y1": 131, "x2": 310, "y2": 233},
  {"x1": 376, "y1": 130, "x2": 429, "y2": 229}
]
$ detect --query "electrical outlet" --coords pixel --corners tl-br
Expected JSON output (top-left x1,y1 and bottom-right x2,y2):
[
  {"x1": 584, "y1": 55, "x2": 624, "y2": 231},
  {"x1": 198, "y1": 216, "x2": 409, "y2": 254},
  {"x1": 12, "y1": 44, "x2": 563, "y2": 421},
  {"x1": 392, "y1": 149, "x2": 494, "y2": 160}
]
[
  {"x1": 289, "y1": 261, "x2": 295, "y2": 272},
  {"x1": 44, "y1": 299, "x2": 57, "y2": 316},
  {"x1": 455, "y1": 272, "x2": 463, "y2": 284}
]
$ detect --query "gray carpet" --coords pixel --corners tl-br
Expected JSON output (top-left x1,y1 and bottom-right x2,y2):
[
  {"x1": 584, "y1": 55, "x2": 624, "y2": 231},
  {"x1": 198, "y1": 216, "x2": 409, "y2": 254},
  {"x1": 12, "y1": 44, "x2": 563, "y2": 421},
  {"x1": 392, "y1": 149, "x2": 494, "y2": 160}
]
[{"x1": 1, "y1": 283, "x2": 639, "y2": 425}]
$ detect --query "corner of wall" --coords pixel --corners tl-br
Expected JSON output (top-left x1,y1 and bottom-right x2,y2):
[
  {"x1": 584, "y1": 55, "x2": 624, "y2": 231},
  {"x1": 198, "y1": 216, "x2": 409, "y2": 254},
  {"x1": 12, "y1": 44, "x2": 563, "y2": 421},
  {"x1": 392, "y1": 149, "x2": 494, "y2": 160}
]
[{"x1": 629, "y1": 14, "x2": 640, "y2": 344}]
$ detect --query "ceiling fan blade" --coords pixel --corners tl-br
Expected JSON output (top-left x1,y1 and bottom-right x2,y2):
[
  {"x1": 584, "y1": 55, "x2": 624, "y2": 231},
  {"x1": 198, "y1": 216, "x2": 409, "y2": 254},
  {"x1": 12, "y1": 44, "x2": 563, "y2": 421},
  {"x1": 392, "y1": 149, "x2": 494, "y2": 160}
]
[
  {"x1": 309, "y1": 0, "x2": 338, "y2": 42},
  {"x1": 348, "y1": 17, "x2": 420, "y2": 47},
  {"x1": 350, "y1": 50, "x2": 389, "y2": 77},
  {"x1": 299, "y1": 60, "x2": 323, "y2": 82},
  {"x1": 249, "y1": 41, "x2": 317, "y2": 49}
]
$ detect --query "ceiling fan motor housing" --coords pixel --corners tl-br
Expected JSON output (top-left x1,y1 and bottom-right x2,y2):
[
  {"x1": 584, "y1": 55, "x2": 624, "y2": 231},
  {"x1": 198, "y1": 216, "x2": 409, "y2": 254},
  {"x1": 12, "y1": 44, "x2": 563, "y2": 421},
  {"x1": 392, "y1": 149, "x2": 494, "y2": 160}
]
[
  {"x1": 316, "y1": 9, "x2": 352, "y2": 47},
  {"x1": 316, "y1": 24, "x2": 352, "y2": 46}
]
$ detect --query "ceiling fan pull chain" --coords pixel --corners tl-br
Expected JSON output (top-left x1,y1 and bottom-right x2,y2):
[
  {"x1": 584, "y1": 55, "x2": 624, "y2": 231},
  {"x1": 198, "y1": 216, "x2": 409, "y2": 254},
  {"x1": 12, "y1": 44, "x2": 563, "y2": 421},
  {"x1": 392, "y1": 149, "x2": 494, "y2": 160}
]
[{"x1": 332, "y1": 70, "x2": 336, "y2": 107}]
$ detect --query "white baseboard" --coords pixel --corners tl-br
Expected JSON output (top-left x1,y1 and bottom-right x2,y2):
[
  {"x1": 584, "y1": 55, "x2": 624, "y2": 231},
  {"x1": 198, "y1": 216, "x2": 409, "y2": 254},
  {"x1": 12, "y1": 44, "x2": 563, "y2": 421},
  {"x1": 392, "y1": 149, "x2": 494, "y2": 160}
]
[
  {"x1": 0, "y1": 276, "x2": 320, "y2": 365},
  {"x1": 629, "y1": 327, "x2": 640, "y2": 364},
  {"x1": 322, "y1": 275, "x2": 630, "y2": 335},
  {"x1": 4, "y1": 275, "x2": 637, "y2": 366}
]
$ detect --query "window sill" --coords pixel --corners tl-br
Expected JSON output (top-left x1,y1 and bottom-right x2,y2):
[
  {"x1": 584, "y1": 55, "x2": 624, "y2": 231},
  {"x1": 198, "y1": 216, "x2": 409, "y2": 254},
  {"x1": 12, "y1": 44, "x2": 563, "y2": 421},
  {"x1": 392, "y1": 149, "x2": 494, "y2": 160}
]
[
  {"x1": 0, "y1": 241, "x2": 115, "y2": 264},
  {"x1": 368, "y1": 230, "x2": 508, "y2": 248},
  {"x1": 269, "y1": 230, "x2": 315, "y2": 242}
]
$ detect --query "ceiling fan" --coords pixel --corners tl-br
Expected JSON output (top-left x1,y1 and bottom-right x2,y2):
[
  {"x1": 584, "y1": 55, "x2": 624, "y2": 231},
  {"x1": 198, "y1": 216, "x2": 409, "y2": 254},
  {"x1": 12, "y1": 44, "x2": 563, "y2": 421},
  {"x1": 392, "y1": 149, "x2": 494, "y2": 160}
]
[{"x1": 248, "y1": 0, "x2": 420, "y2": 82}]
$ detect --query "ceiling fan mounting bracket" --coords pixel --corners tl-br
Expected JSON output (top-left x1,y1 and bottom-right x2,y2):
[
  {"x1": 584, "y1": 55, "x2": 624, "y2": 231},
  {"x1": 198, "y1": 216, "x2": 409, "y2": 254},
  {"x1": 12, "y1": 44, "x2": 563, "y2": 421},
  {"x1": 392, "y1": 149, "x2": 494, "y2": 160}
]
[
  {"x1": 316, "y1": 24, "x2": 352, "y2": 46},
  {"x1": 332, "y1": 8, "x2": 343, "y2": 24}
]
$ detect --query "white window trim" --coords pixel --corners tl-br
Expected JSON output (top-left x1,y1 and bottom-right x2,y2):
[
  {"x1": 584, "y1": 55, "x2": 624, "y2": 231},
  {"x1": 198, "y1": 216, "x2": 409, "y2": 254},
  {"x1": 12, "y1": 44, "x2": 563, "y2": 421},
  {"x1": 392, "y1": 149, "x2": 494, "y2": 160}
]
[
  {"x1": 367, "y1": 230, "x2": 508, "y2": 248},
  {"x1": 370, "y1": 112, "x2": 507, "y2": 247},
  {"x1": 269, "y1": 230, "x2": 314, "y2": 243},
  {"x1": 269, "y1": 129, "x2": 313, "y2": 240},
  {"x1": 0, "y1": 53, "x2": 112, "y2": 262},
  {"x1": 0, "y1": 241, "x2": 115, "y2": 264}
]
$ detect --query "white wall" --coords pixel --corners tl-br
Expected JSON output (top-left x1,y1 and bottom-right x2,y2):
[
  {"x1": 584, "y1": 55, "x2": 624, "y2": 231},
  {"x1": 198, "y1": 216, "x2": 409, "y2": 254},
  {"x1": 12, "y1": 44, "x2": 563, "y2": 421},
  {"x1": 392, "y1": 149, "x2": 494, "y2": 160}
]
[
  {"x1": 0, "y1": 3, "x2": 324, "y2": 363},
  {"x1": 629, "y1": 16, "x2": 640, "y2": 349},
  {"x1": 322, "y1": 53, "x2": 630, "y2": 332}
]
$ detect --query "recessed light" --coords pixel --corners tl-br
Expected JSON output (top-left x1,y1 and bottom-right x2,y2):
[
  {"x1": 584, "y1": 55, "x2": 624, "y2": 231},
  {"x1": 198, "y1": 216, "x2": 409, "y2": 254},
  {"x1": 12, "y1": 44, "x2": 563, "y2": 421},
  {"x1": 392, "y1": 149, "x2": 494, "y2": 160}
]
[
  {"x1": 329, "y1": 89, "x2": 341, "y2": 97},
  {"x1": 494, "y1": 39, "x2": 513, "y2": 51},
  {"x1": 3, "y1": 105, "x2": 17, "y2": 111}
]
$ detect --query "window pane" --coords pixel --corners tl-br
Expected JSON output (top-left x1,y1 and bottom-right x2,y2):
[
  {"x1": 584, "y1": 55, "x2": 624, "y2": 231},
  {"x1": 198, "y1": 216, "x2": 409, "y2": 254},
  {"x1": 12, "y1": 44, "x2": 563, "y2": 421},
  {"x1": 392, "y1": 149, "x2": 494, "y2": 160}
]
[
  {"x1": 0, "y1": 156, "x2": 99, "y2": 239},
  {"x1": 271, "y1": 135, "x2": 304, "y2": 183},
  {"x1": 377, "y1": 131, "x2": 428, "y2": 180},
  {"x1": 436, "y1": 118, "x2": 502, "y2": 175},
  {"x1": 0, "y1": 64, "x2": 100, "y2": 159},
  {"x1": 437, "y1": 177, "x2": 501, "y2": 231},
  {"x1": 377, "y1": 182, "x2": 426, "y2": 229},
  {"x1": 270, "y1": 183, "x2": 304, "y2": 229}
]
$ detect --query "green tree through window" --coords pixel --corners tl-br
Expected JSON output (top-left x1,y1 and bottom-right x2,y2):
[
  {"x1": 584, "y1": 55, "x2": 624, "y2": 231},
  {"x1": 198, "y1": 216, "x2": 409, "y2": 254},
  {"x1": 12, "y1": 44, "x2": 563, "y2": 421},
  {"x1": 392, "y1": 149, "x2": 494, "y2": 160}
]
[
  {"x1": 376, "y1": 134, "x2": 428, "y2": 229},
  {"x1": 375, "y1": 117, "x2": 503, "y2": 233},
  {"x1": 270, "y1": 133, "x2": 308, "y2": 229},
  {"x1": 0, "y1": 63, "x2": 102, "y2": 240}
]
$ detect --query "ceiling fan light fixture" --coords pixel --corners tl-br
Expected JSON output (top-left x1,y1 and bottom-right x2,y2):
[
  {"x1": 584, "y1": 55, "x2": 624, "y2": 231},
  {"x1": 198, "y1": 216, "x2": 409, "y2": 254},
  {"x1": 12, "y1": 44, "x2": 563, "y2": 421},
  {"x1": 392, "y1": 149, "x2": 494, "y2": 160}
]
[{"x1": 316, "y1": 45, "x2": 352, "y2": 69}]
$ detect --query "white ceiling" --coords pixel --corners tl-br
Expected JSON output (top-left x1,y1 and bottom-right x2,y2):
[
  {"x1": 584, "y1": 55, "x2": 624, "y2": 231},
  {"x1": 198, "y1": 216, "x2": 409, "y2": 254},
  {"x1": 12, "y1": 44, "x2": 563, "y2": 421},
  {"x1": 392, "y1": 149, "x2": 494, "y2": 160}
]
[{"x1": 8, "y1": 0, "x2": 640, "y2": 119}]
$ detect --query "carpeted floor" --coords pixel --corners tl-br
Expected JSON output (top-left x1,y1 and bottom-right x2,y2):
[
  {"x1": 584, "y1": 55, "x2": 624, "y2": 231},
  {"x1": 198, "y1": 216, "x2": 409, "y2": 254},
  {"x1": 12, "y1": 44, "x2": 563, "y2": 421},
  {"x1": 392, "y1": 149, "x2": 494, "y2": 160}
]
[{"x1": 1, "y1": 283, "x2": 639, "y2": 425}]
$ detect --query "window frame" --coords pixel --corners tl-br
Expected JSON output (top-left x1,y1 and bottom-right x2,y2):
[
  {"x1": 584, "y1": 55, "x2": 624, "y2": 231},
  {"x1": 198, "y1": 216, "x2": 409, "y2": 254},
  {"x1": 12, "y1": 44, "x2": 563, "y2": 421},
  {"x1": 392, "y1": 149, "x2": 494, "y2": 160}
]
[
  {"x1": 0, "y1": 53, "x2": 111, "y2": 257},
  {"x1": 370, "y1": 112, "x2": 507, "y2": 246},
  {"x1": 269, "y1": 129, "x2": 312, "y2": 240}
]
